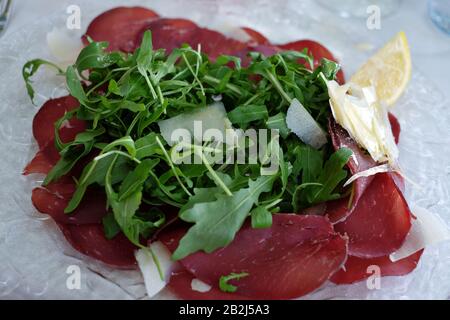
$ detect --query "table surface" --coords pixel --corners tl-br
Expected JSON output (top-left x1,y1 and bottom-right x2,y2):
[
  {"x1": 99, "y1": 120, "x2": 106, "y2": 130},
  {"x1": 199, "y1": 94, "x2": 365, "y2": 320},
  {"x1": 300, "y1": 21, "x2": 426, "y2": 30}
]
[{"x1": 2, "y1": 0, "x2": 449, "y2": 97}]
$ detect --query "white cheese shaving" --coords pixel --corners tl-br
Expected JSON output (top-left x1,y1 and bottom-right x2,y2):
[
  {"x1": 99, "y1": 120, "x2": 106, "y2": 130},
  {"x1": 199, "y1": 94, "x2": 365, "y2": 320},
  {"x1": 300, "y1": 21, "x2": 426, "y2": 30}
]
[
  {"x1": 325, "y1": 79, "x2": 399, "y2": 165},
  {"x1": 343, "y1": 164, "x2": 392, "y2": 187},
  {"x1": 190, "y1": 278, "x2": 212, "y2": 293},
  {"x1": 135, "y1": 241, "x2": 174, "y2": 298},
  {"x1": 390, "y1": 205, "x2": 450, "y2": 262},
  {"x1": 286, "y1": 98, "x2": 328, "y2": 149},
  {"x1": 46, "y1": 27, "x2": 82, "y2": 63},
  {"x1": 158, "y1": 101, "x2": 235, "y2": 146}
]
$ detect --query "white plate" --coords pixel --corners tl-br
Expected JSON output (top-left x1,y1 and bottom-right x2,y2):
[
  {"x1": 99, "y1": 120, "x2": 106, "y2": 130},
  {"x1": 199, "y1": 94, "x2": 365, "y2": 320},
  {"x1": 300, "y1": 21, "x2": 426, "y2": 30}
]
[{"x1": 0, "y1": 0, "x2": 449, "y2": 299}]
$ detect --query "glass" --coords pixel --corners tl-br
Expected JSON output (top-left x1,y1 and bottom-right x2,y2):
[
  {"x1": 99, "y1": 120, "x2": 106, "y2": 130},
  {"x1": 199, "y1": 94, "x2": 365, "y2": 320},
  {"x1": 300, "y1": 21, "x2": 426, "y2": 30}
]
[
  {"x1": 317, "y1": 0, "x2": 401, "y2": 18},
  {"x1": 429, "y1": 0, "x2": 450, "y2": 35}
]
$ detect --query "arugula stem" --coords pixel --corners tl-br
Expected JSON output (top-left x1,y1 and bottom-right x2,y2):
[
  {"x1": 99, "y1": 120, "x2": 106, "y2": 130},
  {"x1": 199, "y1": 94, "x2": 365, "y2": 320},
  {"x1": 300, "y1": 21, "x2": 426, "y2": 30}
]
[
  {"x1": 264, "y1": 69, "x2": 292, "y2": 104},
  {"x1": 155, "y1": 136, "x2": 193, "y2": 197},
  {"x1": 143, "y1": 71, "x2": 158, "y2": 100},
  {"x1": 193, "y1": 147, "x2": 233, "y2": 196},
  {"x1": 203, "y1": 75, "x2": 242, "y2": 96},
  {"x1": 182, "y1": 53, "x2": 205, "y2": 97},
  {"x1": 94, "y1": 150, "x2": 141, "y2": 164}
]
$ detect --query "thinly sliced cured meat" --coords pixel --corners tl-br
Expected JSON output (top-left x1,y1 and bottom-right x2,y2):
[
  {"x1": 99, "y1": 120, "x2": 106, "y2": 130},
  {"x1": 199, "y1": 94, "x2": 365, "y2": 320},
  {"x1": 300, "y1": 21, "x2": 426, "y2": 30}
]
[
  {"x1": 25, "y1": 95, "x2": 86, "y2": 175},
  {"x1": 232, "y1": 44, "x2": 280, "y2": 68},
  {"x1": 330, "y1": 250, "x2": 423, "y2": 284},
  {"x1": 137, "y1": 18, "x2": 198, "y2": 54},
  {"x1": 327, "y1": 118, "x2": 377, "y2": 223},
  {"x1": 32, "y1": 95, "x2": 83, "y2": 149},
  {"x1": 32, "y1": 180, "x2": 107, "y2": 225},
  {"x1": 137, "y1": 19, "x2": 247, "y2": 59},
  {"x1": 23, "y1": 138, "x2": 62, "y2": 175},
  {"x1": 168, "y1": 268, "x2": 249, "y2": 300},
  {"x1": 326, "y1": 114, "x2": 402, "y2": 223},
  {"x1": 279, "y1": 40, "x2": 345, "y2": 83},
  {"x1": 83, "y1": 7, "x2": 159, "y2": 52},
  {"x1": 241, "y1": 27, "x2": 270, "y2": 45},
  {"x1": 58, "y1": 223, "x2": 137, "y2": 268},
  {"x1": 161, "y1": 215, "x2": 348, "y2": 299},
  {"x1": 189, "y1": 28, "x2": 247, "y2": 59},
  {"x1": 389, "y1": 112, "x2": 401, "y2": 144},
  {"x1": 23, "y1": 148, "x2": 54, "y2": 175},
  {"x1": 327, "y1": 117, "x2": 411, "y2": 258},
  {"x1": 334, "y1": 172, "x2": 412, "y2": 258}
]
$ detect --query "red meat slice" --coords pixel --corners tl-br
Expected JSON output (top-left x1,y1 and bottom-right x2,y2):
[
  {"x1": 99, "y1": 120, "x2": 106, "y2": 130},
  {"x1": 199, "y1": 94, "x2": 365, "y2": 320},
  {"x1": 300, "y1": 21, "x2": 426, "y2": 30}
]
[
  {"x1": 279, "y1": 40, "x2": 345, "y2": 83},
  {"x1": 189, "y1": 28, "x2": 247, "y2": 59},
  {"x1": 32, "y1": 179, "x2": 107, "y2": 225},
  {"x1": 326, "y1": 114, "x2": 402, "y2": 223},
  {"x1": 58, "y1": 223, "x2": 137, "y2": 268},
  {"x1": 23, "y1": 148, "x2": 55, "y2": 175},
  {"x1": 137, "y1": 18, "x2": 198, "y2": 54},
  {"x1": 161, "y1": 214, "x2": 348, "y2": 299},
  {"x1": 388, "y1": 112, "x2": 401, "y2": 144},
  {"x1": 136, "y1": 18, "x2": 247, "y2": 59},
  {"x1": 327, "y1": 118, "x2": 378, "y2": 223},
  {"x1": 25, "y1": 95, "x2": 86, "y2": 175},
  {"x1": 241, "y1": 27, "x2": 270, "y2": 45},
  {"x1": 327, "y1": 116, "x2": 411, "y2": 258},
  {"x1": 330, "y1": 250, "x2": 423, "y2": 284},
  {"x1": 83, "y1": 7, "x2": 159, "y2": 52},
  {"x1": 334, "y1": 173, "x2": 412, "y2": 258},
  {"x1": 32, "y1": 95, "x2": 83, "y2": 149},
  {"x1": 168, "y1": 268, "x2": 249, "y2": 300}
]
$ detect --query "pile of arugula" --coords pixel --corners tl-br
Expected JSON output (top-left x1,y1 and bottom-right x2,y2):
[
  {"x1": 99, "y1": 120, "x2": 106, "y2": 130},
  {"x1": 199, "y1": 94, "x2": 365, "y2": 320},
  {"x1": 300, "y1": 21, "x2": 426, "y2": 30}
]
[{"x1": 23, "y1": 31, "x2": 351, "y2": 260}]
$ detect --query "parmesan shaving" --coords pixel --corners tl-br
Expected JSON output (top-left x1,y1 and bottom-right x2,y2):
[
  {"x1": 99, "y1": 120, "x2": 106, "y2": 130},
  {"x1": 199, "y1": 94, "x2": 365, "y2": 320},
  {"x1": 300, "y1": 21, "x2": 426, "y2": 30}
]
[
  {"x1": 390, "y1": 205, "x2": 450, "y2": 262},
  {"x1": 135, "y1": 241, "x2": 174, "y2": 298}
]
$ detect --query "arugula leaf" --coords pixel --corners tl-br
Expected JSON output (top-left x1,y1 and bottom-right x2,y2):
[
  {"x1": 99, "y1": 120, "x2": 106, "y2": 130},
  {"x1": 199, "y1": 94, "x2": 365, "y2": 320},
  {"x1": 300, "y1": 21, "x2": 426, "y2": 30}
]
[
  {"x1": 64, "y1": 156, "x2": 130, "y2": 213},
  {"x1": 43, "y1": 142, "x2": 94, "y2": 185},
  {"x1": 292, "y1": 147, "x2": 352, "y2": 210},
  {"x1": 251, "y1": 206, "x2": 272, "y2": 229},
  {"x1": 108, "y1": 189, "x2": 143, "y2": 246},
  {"x1": 137, "y1": 31, "x2": 153, "y2": 75},
  {"x1": 118, "y1": 159, "x2": 159, "y2": 201},
  {"x1": 102, "y1": 136, "x2": 136, "y2": 158},
  {"x1": 75, "y1": 41, "x2": 121, "y2": 72},
  {"x1": 219, "y1": 272, "x2": 249, "y2": 293},
  {"x1": 266, "y1": 113, "x2": 290, "y2": 138},
  {"x1": 66, "y1": 65, "x2": 88, "y2": 104},
  {"x1": 102, "y1": 212, "x2": 121, "y2": 239},
  {"x1": 173, "y1": 175, "x2": 276, "y2": 260},
  {"x1": 22, "y1": 59, "x2": 64, "y2": 102},
  {"x1": 227, "y1": 105, "x2": 268, "y2": 126},
  {"x1": 319, "y1": 58, "x2": 341, "y2": 81},
  {"x1": 135, "y1": 132, "x2": 161, "y2": 159},
  {"x1": 119, "y1": 100, "x2": 146, "y2": 112}
]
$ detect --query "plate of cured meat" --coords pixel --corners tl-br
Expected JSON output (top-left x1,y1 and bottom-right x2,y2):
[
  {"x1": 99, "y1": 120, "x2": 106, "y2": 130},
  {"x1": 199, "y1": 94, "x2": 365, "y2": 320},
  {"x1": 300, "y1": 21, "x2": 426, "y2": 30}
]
[{"x1": 1, "y1": 0, "x2": 450, "y2": 299}]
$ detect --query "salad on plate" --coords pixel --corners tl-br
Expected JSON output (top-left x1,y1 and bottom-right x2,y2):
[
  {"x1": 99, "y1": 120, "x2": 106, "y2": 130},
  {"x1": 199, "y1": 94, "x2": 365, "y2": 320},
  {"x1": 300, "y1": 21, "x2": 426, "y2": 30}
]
[{"x1": 21, "y1": 6, "x2": 450, "y2": 299}]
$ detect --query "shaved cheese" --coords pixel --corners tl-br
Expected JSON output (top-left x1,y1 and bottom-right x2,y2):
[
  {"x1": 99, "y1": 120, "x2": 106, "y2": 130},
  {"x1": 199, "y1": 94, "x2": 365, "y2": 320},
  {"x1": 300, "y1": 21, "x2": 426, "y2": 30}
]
[
  {"x1": 158, "y1": 101, "x2": 235, "y2": 146},
  {"x1": 286, "y1": 98, "x2": 328, "y2": 149},
  {"x1": 343, "y1": 164, "x2": 391, "y2": 187},
  {"x1": 390, "y1": 205, "x2": 450, "y2": 262},
  {"x1": 46, "y1": 27, "x2": 82, "y2": 63},
  {"x1": 326, "y1": 79, "x2": 399, "y2": 165},
  {"x1": 135, "y1": 241, "x2": 174, "y2": 298},
  {"x1": 191, "y1": 278, "x2": 212, "y2": 293}
]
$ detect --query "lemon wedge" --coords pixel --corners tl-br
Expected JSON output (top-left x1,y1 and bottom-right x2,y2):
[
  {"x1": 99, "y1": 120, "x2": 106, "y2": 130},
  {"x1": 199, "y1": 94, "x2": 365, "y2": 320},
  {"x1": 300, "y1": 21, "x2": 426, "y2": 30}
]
[{"x1": 350, "y1": 31, "x2": 411, "y2": 106}]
